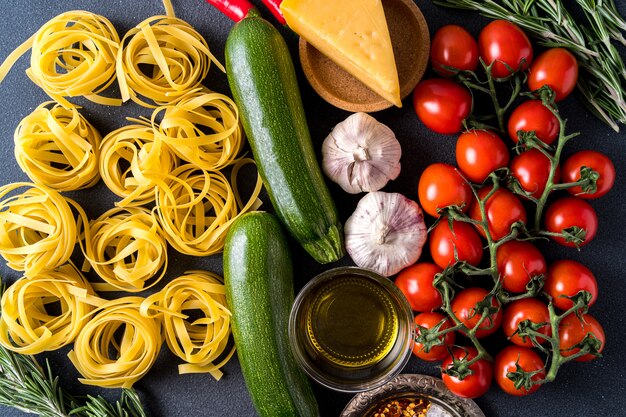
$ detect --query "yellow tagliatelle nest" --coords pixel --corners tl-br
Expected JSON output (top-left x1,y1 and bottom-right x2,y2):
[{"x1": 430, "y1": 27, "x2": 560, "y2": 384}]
[
  {"x1": 68, "y1": 297, "x2": 163, "y2": 389},
  {"x1": 153, "y1": 89, "x2": 244, "y2": 171},
  {"x1": 81, "y1": 206, "x2": 168, "y2": 293},
  {"x1": 0, "y1": 182, "x2": 82, "y2": 278},
  {"x1": 14, "y1": 101, "x2": 102, "y2": 191},
  {"x1": 155, "y1": 160, "x2": 262, "y2": 256},
  {"x1": 116, "y1": 15, "x2": 224, "y2": 107},
  {"x1": 0, "y1": 11, "x2": 121, "y2": 108},
  {"x1": 140, "y1": 270, "x2": 235, "y2": 378},
  {"x1": 99, "y1": 119, "x2": 179, "y2": 207},
  {"x1": 0, "y1": 263, "x2": 98, "y2": 355}
]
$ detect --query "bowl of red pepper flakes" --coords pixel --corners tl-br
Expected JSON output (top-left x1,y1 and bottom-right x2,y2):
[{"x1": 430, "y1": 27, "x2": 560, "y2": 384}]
[{"x1": 340, "y1": 374, "x2": 485, "y2": 417}]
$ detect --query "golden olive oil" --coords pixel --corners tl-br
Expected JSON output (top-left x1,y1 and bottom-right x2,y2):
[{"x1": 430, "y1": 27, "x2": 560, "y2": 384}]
[{"x1": 304, "y1": 275, "x2": 399, "y2": 368}]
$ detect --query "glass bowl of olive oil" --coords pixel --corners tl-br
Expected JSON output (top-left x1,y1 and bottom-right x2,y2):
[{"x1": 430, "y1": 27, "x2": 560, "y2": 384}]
[{"x1": 289, "y1": 266, "x2": 414, "y2": 392}]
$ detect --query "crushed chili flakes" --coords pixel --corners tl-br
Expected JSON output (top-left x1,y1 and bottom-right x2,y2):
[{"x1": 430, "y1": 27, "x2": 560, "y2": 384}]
[{"x1": 372, "y1": 397, "x2": 430, "y2": 417}]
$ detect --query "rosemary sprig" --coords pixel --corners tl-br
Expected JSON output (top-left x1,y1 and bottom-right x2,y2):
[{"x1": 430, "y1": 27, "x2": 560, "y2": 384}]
[
  {"x1": 433, "y1": 0, "x2": 626, "y2": 132},
  {"x1": 0, "y1": 280, "x2": 148, "y2": 417},
  {"x1": 0, "y1": 350, "x2": 73, "y2": 417}
]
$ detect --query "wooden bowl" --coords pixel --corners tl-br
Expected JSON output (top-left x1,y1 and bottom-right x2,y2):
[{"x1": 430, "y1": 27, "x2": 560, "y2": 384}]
[{"x1": 298, "y1": 0, "x2": 430, "y2": 112}]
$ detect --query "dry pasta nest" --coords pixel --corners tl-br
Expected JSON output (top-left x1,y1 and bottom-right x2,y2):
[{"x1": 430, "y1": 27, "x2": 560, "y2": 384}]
[
  {"x1": 80, "y1": 206, "x2": 168, "y2": 293},
  {"x1": 140, "y1": 270, "x2": 235, "y2": 378},
  {"x1": 154, "y1": 161, "x2": 262, "y2": 256},
  {"x1": 68, "y1": 297, "x2": 163, "y2": 389},
  {"x1": 14, "y1": 101, "x2": 102, "y2": 191},
  {"x1": 99, "y1": 119, "x2": 180, "y2": 207},
  {"x1": 0, "y1": 182, "x2": 85, "y2": 278},
  {"x1": 0, "y1": 263, "x2": 97, "y2": 354},
  {"x1": 27, "y1": 11, "x2": 121, "y2": 107},
  {"x1": 117, "y1": 15, "x2": 224, "y2": 107},
  {"x1": 153, "y1": 88, "x2": 244, "y2": 171}
]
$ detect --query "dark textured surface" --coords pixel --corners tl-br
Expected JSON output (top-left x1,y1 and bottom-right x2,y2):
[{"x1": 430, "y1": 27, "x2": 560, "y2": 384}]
[{"x1": 0, "y1": 1, "x2": 625, "y2": 416}]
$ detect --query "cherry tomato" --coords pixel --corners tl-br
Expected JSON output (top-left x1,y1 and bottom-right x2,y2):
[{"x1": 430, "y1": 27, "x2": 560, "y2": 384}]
[
  {"x1": 412, "y1": 78, "x2": 472, "y2": 134},
  {"x1": 559, "y1": 313, "x2": 605, "y2": 362},
  {"x1": 528, "y1": 48, "x2": 578, "y2": 102},
  {"x1": 456, "y1": 129, "x2": 509, "y2": 183},
  {"x1": 412, "y1": 312, "x2": 456, "y2": 361},
  {"x1": 496, "y1": 240, "x2": 547, "y2": 293},
  {"x1": 544, "y1": 260, "x2": 598, "y2": 311},
  {"x1": 431, "y1": 25, "x2": 479, "y2": 76},
  {"x1": 502, "y1": 298, "x2": 551, "y2": 347},
  {"x1": 418, "y1": 163, "x2": 473, "y2": 218},
  {"x1": 478, "y1": 20, "x2": 533, "y2": 78},
  {"x1": 562, "y1": 150, "x2": 616, "y2": 199},
  {"x1": 395, "y1": 263, "x2": 443, "y2": 312},
  {"x1": 494, "y1": 346, "x2": 545, "y2": 396},
  {"x1": 544, "y1": 197, "x2": 598, "y2": 247},
  {"x1": 507, "y1": 100, "x2": 560, "y2": 145},
  {"x1": 429, "y1": 218, "x2": 484, "y2": 269},
  {"x1": 451, "y1": 287, "x2": 502, "y2": 338},
  {"x1": 469, "y1": 186, "x2": 527, "y2": 241},
  {"x1": 510, "y1": 148, "x2": 561, "y2": 199},
  {"x1": 442, "y1": 346, "x2": 493, "y2": 398}
]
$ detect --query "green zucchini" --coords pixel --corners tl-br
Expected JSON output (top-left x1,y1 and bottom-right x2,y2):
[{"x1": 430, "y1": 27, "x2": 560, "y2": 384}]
[
  {"x1": 225, "y1": 12, "x2": 344, "y2": 264},
  {"x1": 223, "y1": 212, "x2": 319, "y2": 417}
]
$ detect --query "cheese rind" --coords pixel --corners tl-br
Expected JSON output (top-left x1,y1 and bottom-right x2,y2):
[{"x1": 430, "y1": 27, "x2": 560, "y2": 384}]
[{"x1": 281, "y1": 0, "x2": 402, "y2": 107}]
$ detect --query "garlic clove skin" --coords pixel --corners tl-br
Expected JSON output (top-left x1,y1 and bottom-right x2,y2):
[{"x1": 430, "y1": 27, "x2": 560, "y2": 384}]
[
  {"x1": 345, "y1": 191, "x2": 427, "y2": 277},
  {"x1": 322, "y1": 112, "x2": 401, "y2": 194}
]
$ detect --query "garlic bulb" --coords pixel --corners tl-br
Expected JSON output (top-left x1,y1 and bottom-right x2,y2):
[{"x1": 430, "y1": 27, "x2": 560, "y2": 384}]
[
  {"x1": 345, "y1": 192, "x2": 427, "y2": 277},
  {"x1": 322, "y1": 112, "x2": 401, "y2": 194}
]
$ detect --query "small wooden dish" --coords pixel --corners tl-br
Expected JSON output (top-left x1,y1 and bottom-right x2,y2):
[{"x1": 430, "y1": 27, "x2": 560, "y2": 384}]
[{"x1": 298, "y1": 0, "x2": 430, "y2": 112}]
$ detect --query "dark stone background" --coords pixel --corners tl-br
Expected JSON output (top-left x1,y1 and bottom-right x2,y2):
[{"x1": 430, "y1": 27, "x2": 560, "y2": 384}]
[{"x1": 0, "y1": 1, "x2": 624, "y2": 416}]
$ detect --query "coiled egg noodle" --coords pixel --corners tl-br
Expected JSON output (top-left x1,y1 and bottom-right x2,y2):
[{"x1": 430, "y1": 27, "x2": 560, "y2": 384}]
[
  {"x1": 0, "y1": 182, "x2": 88, "y2": 278},
  {"x1": 68, "y1": 296, "x2": 163, "y2": 389},
  {"x1": 0, "y1": 263, "x2": 102, "y2": 355},
  {"x1": 99, "y1": 118, "x2": 179, "y2": 207},
  {"x1": 116, "y1": 11, "x2": 224, "y2": 108},
  {"x1": 0, "y1": 11, "x2": 121, "y2": 108},
  {"x1": 139, "y1": 270, "x2": 235, "y2": 378},
  {"x1": 79, "y1": 206, "x2": 168, "y2": 293},
  {"x1": 153, "y1": 88, "x2": 244, "y2": 171},
  {"x1": 154, "y1": 159, "x2": 263, "y2": 256},
  {"x1": 14, "y1": 101, "x2": 102, "y2": 191}
]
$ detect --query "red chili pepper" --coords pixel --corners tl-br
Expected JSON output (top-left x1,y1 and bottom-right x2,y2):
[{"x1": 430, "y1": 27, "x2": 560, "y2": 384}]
[
  {"x1": 261, "y1": 0, "x2": 286, "y2": 25},
  {"x1": 204, "y1": 0, "x2": 256, "y2": 22}
]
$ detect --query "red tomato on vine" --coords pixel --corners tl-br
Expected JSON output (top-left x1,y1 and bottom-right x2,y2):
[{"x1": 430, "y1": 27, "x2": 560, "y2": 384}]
[
  {"x1": 544, "y1": 197, "x2": 598, "y2": 247},
  {"x1": 478, "y1": 20, "x2": 533, "y2": 78},
  {"x1": 559, "y1": 313, "x2": 605, "y2": 362},
  {"x1": 412, "y1": 78, "x2": 472, "y2": 134},
  {"x1": 507, "y1": 100, "x2": 560, "y2": 145},
  {"x1": 418, "y1": 163, "x2": 473, "y2": 218},
  {"x1": 494, "y1": 346, "x2": 545, "y2": 396},
  {"x1": 502, "y1": 298, "x2": 551, "y2": 347},
  {"x1": 442, "y1": 346, "x2": 493, "y2": 398},
  {"x1": 544, "y1": 260, "x2": 598, "y2": 311},
  {"x1": 510, "y1": 148, "x2": 560, "y2": 199},
  {"x1": 412, "y1": 312, "x2": 456, "y2": 362},
  {"x1": 431, "y1": 25, "x2": 479, "y2": 76},
  {"x1": 562, "y1": 150, "x2": 615, "y2": 199},
  {"x1": 429, "y1": 219, "x2": 484, "y2": 269},
  {"x1": 528, "y1": 48, "x2": 578, "y2": 102},
  {"x1": 469, "y1": 186, "x2": 527, "y2": 241},
  {"x1": 395, "y1": 263, "x2": 443, "y2": 312},
  {"x1": 456, "y1": 129, "x2": 509, "y2": 183},
  {"x1": 451, "y1": 287, "x2": 502, "y2": 339},
  {"x1": 496, "y1": 240, "x2": 547, "y2": 293}
]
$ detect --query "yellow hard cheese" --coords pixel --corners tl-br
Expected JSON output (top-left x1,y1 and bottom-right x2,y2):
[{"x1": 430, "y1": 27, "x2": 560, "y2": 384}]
[{"x1": 281, "y1": 0, "x2": 402, "y2": 107}]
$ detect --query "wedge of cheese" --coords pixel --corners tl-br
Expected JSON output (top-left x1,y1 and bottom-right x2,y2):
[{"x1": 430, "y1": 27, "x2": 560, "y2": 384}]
[{"x1": 281, "y1": 0, "x2": 402, "y2": 107}]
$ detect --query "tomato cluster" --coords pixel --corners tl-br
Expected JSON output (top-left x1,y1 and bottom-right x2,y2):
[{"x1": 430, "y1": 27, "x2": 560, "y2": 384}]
[{"x1": 398, "y1": 20, "x2": 614, "y2": 399}]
